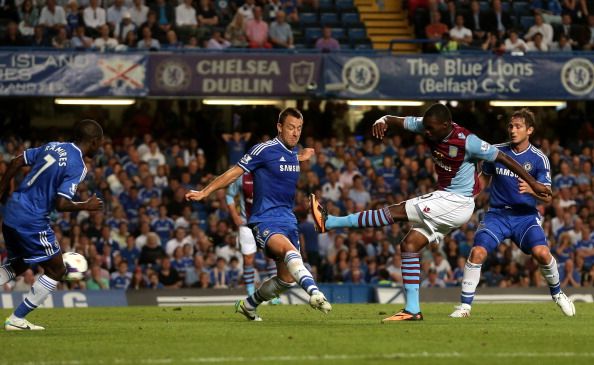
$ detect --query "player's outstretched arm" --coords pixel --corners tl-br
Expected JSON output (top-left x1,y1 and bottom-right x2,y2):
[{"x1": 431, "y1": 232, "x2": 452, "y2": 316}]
[
  {"x1": 55, "y1": 194, "x2": 104, "y2": 212},
  {"x1": 186, "y1": 165, "x2": 244, "y2": 202},
  {"x1": 298, "y1": 148, "x2": 315, "y2": 162},
  {"x1": 372, "y1": 116, "x2": 407, "y2": 140},
  {"x1": 495, "y1": 152, "x2": 551, "y2": 197},
  {"x1": 0, "y1": 154, "x2": 25, "y2": 202}
]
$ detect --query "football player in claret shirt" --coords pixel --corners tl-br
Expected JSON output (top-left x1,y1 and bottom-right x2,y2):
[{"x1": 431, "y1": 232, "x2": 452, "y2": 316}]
[
  {"x1": 310, "y1": 103, "x2": 550, "y2": 321},
  {"x1": 0, "y1": 120, "x2": 104, "y2": 330},
  {"x1": 450, "y1": 108, "x2": 575, "y2": 318},
  {"x1": 186, "y1": 107, "x2": 331, "y2": 321}
]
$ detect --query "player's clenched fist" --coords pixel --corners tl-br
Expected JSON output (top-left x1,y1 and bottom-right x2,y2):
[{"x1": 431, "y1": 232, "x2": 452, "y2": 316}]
[
  {"x1": 372, "y1": 116, "x2": 389, "y2": 139},
  {"x1": 85, "y1": 194, "x2": 104, "y2": 211},
  {"x1": 186, "y1": 189, "x2": 207, "y2": 201}
]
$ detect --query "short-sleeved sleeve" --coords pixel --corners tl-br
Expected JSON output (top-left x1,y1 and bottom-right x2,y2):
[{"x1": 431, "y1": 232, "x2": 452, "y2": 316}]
[
  {"x1": 57, "y1": 157, "x2": 87, "y2": 200},
  {"x1": 23, "y1": 146, "x2": 44, "y2": 166},
  {"x1": 403, "y1": 116, "x2": 424, "y2": 133},
  {"x1": 481, "y1": 161, "x2": 495, "y2": 175},
  {"x1": 226, "y1": 178, "x2": 241, "y2": 205},
  {"x1": 534, "y1": 152, "x2": 552, "y2": 186},
  {"x1": 236, "y1": 144, "x2": 268, "y2": 172},
  {"x1": 465, "y1": 134, "x2": 498, "y2": 162}
]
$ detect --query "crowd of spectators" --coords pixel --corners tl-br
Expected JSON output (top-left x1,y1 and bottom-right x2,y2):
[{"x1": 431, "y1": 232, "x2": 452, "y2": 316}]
[
  {"x1": 0, "y1": 0, "x2": 315, "y2": 50},
  {"x1": 1, "y1": 100, "x2": 594, "y2": 292},
  {"x1": 412, "y1": 0, "x2": 594, "y2": 53}
]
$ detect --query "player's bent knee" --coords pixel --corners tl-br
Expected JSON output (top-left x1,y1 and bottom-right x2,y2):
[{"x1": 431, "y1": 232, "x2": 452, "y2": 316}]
[
  {"x1": 531, "y1": 245, "x2": 552, "y2": 263},
  {"x1": 469, "y1": 246, "x2": 488, "y2": 263}
]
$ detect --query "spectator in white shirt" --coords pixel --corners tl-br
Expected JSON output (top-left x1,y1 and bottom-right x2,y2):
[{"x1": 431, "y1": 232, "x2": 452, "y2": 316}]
[
  {"x1": 129, "y1": 0, "x2": 148, "y2": 27},
  {"x1": 94, "y1": 23, "x2": 119, "y2": 51},
  {"x1": 107, "y1": 0, "x2": 128, "y2": 30},
  {"x1": 175, "y1": 0, "x2": 197, "y2": 27},
  {"x1": 524, "y1": 13, "x2": 553, "y2": 47},
  {"x1": 39, "y1": 0, "x2": 67, "y2": 34},
  {"x1": 449, "y1": 14, "x2": 472, "y2": 46},
  {"x1": 504, "y1": 29, "x2": 527, "y2": 52},
  {"x1": 175, "y1": 0, "x2": 198, "y2": 40},
  {"x1": 114, "y1": 11, "x2": 136, "y2": 42},
  {"x1": 206, "y1": 29, "x2": 231, "y2": 49},
  {"x1": 526, "y1": 32, "x2": 549, "y2": 52},
  {"x1": 83, "y1": 0, "x2": 106, "y2": 36}
]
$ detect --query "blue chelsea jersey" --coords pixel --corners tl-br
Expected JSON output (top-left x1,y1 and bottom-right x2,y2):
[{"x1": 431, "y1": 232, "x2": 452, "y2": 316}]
[
  {"x1": 4, "y1": 142, "x2": 87, "y2": 229},
  {"x1": 236, "y1": 138, "x2": 299, "y2": 225},
  {"x1": 482, "y1": 143, "x2": 551, "y2": 212}
]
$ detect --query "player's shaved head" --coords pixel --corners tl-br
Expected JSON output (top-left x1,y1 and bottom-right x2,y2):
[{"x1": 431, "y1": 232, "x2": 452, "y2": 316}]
[
  {"x1": 74, "y1": 119, "x2": 103, "y2": 143},
  {"x1": 278, "y1": 107, "x2": 303, "y2": 125},
  {"x1": 423, "y1": 103, "x2": 452, "y2": 124}
]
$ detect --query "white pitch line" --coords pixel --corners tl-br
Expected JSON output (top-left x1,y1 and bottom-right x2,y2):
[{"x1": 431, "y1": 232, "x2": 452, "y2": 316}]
[{"x1": 9, "y1": 352, "x2": 594, "y2": 365}]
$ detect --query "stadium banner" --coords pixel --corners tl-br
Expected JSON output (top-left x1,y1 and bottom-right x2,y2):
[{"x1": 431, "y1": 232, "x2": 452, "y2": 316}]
[
  {"x1": 0, "y1": 52, "x2": 148, "y2": 96},
  {"x1": 323, "y1": 54, "x2": 594, "y2": 100},
  {"x1": 148, "y1": 53, "x2": 322, "y2": 96},
  {"x1": 376, "y1": 287, "x2": 594, "y2": 304},
  {"x1": 0, "y1": 290, "x2": 128, "y2": 309}
]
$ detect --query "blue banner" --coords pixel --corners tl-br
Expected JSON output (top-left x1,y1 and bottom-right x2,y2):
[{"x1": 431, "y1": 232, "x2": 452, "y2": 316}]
[
  {"x1": 0, "y1": 290, "x2": 128, "y2": 308},
  {"x1": 323, "y1": 54, "x2": 594, "y2": 100},
  {"x1": 0, "y1": 52, "x2": 148, "y2": 96}
]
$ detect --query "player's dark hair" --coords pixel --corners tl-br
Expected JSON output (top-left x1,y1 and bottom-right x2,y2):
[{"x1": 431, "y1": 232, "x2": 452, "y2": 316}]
[
  {"x1": 278, "y1": 107, "x2": 303, "y2": 125},
  {"x1": 423, "y1": 103, "x2": 452, "y2": 123},
  {"x1": 511, "y1": 108, "x2": 536, "y2": 129},
  {"x1": 73, "y1": 119, "x2": 103, "y2": 143}
]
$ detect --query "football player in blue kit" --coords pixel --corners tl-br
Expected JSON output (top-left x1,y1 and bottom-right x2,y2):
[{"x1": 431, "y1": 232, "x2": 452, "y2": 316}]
[
  {"x1": 0, "y1": 119, "x2": 104, "y2": 330},
  {"x1": 450, "y1": 109, "x2": 575, "y2": 318},
  {"x1": 186, "y1": 108, "x2": 331, "y2": 321}
]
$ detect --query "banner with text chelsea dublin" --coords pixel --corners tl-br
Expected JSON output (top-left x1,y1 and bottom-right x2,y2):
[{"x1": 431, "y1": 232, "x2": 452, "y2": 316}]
[
  {"x1": 149, "y1": 53, "x2": 322, "y2": 96},
  {"x1": 323, "y1": 54, "x2": 594, "y2": 100}
]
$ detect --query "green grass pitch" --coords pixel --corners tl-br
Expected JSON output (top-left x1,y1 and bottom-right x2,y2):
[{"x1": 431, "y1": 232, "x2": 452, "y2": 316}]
[{"x1": 1, "y1": 303, "x2": 592, "y2": 365}]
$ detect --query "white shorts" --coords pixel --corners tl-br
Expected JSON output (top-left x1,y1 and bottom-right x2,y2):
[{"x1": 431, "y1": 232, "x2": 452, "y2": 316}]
[
  {"x1": 404, "y1": 191, "x2": 475, "y2": 244},
  {"x1": 238, "y1": 225, "x2": 257, "y2": 255}
]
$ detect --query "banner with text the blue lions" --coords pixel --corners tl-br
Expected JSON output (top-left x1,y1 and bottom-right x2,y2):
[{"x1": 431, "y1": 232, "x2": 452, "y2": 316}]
[
  {"x1": 0, "y1": 52, "x2": 148, "y2": 96},
  {"x1": 323, "y1": 54, "x2": 594, "y2": 100}
]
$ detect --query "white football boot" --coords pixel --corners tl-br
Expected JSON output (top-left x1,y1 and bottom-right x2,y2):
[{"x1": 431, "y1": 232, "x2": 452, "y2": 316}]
[
  {"x1": 449, "y1": 303, "x2": 472, "y2": 318},
  {"x1": 309, "y1": 292, "x2": 332, "y2": 314},
  {"x1": 235, "y1": 300, "x2": 263, "y2": 321},
  {"x1": 553, "y1": 292, "x2": 576, "y2": 317},
  {"x1": 5, "y1": 316, "x2": 45, "y2": 331}
]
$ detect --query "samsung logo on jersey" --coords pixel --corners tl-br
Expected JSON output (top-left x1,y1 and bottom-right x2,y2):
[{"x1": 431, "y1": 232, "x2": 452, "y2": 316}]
[
  {"x1": 279, "y1": 164, "x2": 300, "y2": 172},
  {"x1": 495, "y1": 167, "x2": 518, "y2": 178}
]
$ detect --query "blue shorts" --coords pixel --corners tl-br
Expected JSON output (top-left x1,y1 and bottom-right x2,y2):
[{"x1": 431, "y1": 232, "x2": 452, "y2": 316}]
[
  {"x1": 474, "y1": 209, "x2": 546, "y2": 255},
  {"x1": 249, "y1": 222, "x2": 300, "y2": 254},
  {"x1": 2, "y1": 223, "x2": 61, "y2": 264}
]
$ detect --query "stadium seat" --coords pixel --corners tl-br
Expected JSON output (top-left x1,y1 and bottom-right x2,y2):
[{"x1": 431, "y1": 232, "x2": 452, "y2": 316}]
[
  {"x1": 479, "y1": 1, "x2": 489, "y2": 12},
  {"x1": 501, "y1": 2, "x2": 511, "y2": 13},
  {"x1": 335, "y1": 0, "x2": 356, "y2": 11},
  {"x1": 319, "y1": 0, "x2": 334, "y2": 11},
  {"x1": 347, "y1": 28, "x2": 367, "y2": 40},
  {"x1": 520, "y1": 16, "x2": 535, "y2": 31},
  {"x1": 300, "y1": 12, "x2": 318, "y2": 26},
  {"x1": 513, "y1": 2, "x2": 530, "y2": 16},
  {"x1": 320, "y1": 13, "x2": 339, "y2": 26},
  {"x1": 341, "y1": 12, "x2": 360, "y2": 24},
  {"x1": 305, "y1": 27, "x2": 323, "y2": 43},
  {"x1": 331, "y1": 28, "x2": 346, "y2": 40}
]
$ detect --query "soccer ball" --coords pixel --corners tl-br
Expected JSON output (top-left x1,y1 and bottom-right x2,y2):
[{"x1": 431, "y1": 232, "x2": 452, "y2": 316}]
[{"x1": 63, "y1": 252, "x2": 88, "y2": 281}]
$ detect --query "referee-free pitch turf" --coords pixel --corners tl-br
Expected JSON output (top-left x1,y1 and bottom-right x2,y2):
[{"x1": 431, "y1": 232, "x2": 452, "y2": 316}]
[{"x1": 1, "y1": 303, "x2": 592, "y2": 365}]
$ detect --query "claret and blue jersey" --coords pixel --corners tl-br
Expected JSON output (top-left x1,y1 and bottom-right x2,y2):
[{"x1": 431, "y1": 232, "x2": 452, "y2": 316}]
[{"x1": 404, "y1": 117, "x2": 499, "y2": 197}]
